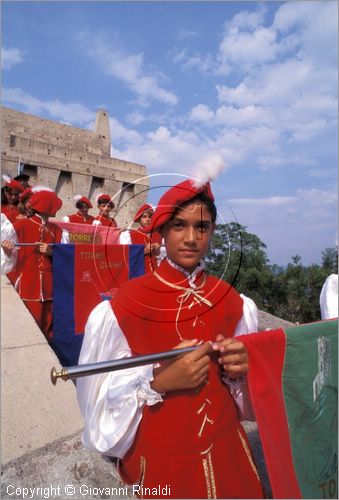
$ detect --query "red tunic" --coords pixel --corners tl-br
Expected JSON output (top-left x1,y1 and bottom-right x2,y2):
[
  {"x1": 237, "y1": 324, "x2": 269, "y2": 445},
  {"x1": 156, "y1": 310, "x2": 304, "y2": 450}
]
[
  {"x1": 112, "y1": 259, "x2": 263, "y2": 499},
  {"x1": 13, "y1": 215, "x2": 63, "y2": 341},
  {"x1": 66, "y1": 213, "x2": 95, "y2": 225},
  {"x1": 93, "y1": 215, "x2": 117, "y2": 227},
  {"x1": 129, "y1": 228, "x2": 161, "y2": 273},
  {"x1": 14, "y1": 215, "x2": 62, "y2": 300},
  {"x1": 1, "y1": 204, "x2": 20, "y2": 224}
]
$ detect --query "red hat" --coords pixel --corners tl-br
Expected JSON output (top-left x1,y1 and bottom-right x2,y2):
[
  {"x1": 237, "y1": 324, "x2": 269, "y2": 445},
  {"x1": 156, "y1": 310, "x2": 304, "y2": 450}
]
[
  {"x1": 2, "y1": 175, "x2": 25, "y2": 193},
  {"x1": 74, "y1": 195, "x2": 93, "y2": 208},
  {"x1": 145, "y1": 179, "x2": 214, "y2": 232},
  {"x1": 133, "y1": 203, "x2": 153, "y2": 222},
  {"x1": 30, "y1": 190, "x2": 63, "y2": 216},
  {"x1": 96, "y1": 193, "x2": 114, "y2": 205},
  {"x1": 19, "y1": 188, "x2": 33, "y2": 203}
]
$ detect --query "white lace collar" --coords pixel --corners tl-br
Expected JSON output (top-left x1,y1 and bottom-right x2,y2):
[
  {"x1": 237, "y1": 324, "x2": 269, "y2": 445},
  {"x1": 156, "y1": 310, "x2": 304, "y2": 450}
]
[{"x1": 166, "y1": 257, "x2": 205, "y2": 289}]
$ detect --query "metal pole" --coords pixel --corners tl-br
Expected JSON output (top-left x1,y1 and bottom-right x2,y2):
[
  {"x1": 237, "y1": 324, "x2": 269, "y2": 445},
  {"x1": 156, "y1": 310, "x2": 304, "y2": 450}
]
[{"x1": 51, "y1": 345, "x2": 199, "y2": 385}]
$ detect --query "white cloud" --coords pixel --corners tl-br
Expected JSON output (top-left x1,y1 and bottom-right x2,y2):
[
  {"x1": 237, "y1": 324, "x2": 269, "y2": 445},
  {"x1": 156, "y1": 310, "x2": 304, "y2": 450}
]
[
  {"x1": 273, "y1": 0, "x2": 337, "y2": 67},
  {"x1": 171, "y1": 48, "x2": 214, "y2": 74},
  {"x1": 125, "y1": 111, "x2": 146, "y2": 126},
  {"x1": 78, "y1": 32, "x2": 178, "y2": 106},
  {"x1": 226, "y1": 7, "x2": 267, "y2": 31},
  {"x1": 2, "y1": 87, "x2": 96, "y2": 124},
  {"x1": 218, "y1": 26, "x2": 278, "y2": 66},
  {"x1": 1, "y1": 47, "x2": 23, "y2": 70},
  {"x1": 109, "y1": 117, "x2": 142, "y2": 146},
  {"x1": 189, "y1": 104, "x2": 215, "y2": 123}
]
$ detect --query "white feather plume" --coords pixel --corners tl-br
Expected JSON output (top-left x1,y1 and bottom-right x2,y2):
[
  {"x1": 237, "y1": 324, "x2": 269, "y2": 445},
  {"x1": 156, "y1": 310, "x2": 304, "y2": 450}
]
[
  {"x1": 74, "y1": 194, "x2": 82, "y2": 203},
  {"x1": 31, "y1": 185, "x2": 54, "y2": 193},
  {"x1": 192, "y1": 152, "x2": 226, "y2": 187},
  {"x1": 2, "y1": 174, "x2": 11, "y2": 184}
]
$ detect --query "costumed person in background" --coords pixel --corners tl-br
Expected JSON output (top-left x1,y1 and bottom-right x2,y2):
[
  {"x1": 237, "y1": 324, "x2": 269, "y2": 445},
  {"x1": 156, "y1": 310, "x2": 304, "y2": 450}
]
[
  {"x1": 4, "y1": 187, "x2": 33, "y2": 285},
  {"x1": 93, "y1": 194, "x2": 117, "y2": 227},
  {"x1": 120, "y1": 203, "x2": 161, "y2": 273},
  {"x1": 14, "y1": 173, "x2": 31, "y2": 189},
  {"x1": 1, "y1": 213, "x2": 18, "y2": 276},
  {"x1": 1, "y1": 175, "x2": 25, "y2": 223},
  {"x1": 77, "y1": 177, "x2": 263, "y2": 499},
  {"x1": 2, "y1": 187, "x2": 63, "y2": 342},
  {"x1": 62, "y1": 195, "x2": 95, "y2": 225},
  {"x1": 320, "y1": 273, "x2": 338, "y2": 320},
  {"x1": 17, "y1": 188, "x2": 34, "y2": 219}
]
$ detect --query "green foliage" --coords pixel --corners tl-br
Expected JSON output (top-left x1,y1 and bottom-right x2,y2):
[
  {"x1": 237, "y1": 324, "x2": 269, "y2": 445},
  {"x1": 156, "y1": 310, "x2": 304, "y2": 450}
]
[{"x1": 205, "y1": 223, "x2": 338, "y2": 324}]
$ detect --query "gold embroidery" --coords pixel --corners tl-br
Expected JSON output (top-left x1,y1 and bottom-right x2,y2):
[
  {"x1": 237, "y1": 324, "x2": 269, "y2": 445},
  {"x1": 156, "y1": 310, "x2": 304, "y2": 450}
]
[
  {"x1": 207, "y1": 452, "x2": 217, "y2": 499},
  {"x1": 138, "y1": 455, "x2": 146, "y2": 497},
  {"x1": 202, "y1": 458, "x2": 212, "y2": 499},
  {"x1": 196, "y1": 398, "x2": 212, "y2": 415},
  {"x1": 198, "y1": 413, "x2": 214, "y2": 438},
  {"x1": 237, "y1": 428, "x2": 260, "y2": 482},
  {"x1": 200, "y1": 443, "x2": 213, "y2": 455},
  {"x1": 202, "y1": 452, "x2": 217, "y2": 499}
]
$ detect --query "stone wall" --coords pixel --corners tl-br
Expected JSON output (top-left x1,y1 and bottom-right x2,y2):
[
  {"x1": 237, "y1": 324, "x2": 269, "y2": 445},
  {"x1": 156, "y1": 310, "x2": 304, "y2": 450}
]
[{"x1": 1, "y1": 107, "x2": 149, "y2": 227}]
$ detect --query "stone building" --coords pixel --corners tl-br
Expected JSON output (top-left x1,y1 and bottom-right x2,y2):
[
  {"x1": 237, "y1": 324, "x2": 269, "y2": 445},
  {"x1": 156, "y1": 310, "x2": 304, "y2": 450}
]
[{"x1": 1, "y1": 106, "x2": 149, "y2": 226}]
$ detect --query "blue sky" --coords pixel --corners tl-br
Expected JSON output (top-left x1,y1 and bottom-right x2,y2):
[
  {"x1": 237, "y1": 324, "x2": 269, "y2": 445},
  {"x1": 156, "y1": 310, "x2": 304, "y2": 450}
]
[{"x1": 2, "y1": 1, "x2": 338, "y2": 266}]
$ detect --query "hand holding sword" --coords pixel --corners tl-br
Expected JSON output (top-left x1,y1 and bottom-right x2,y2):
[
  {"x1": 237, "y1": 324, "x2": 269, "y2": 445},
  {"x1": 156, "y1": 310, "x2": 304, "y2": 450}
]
[{"x1": 51, "y1": 339, "x2": 217, "y2": 387}]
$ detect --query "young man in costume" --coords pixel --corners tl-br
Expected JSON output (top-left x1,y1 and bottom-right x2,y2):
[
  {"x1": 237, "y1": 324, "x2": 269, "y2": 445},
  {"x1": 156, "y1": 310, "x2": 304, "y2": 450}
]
[
  {"x1": 63, "y1": 195, "x2": 95, "y2": 225},
  {"x1": 93, "y1": 194, "x2": 117, "y2": 227},
  {"x1": 120, "y1": 203, "x2": 161, "y2": 273},
  {"x1": 77, "y1": 179, "x2": 263, "y2": 499},
  {"x1": 2, "y1": 187, "x2": 63, "y2": 342}
]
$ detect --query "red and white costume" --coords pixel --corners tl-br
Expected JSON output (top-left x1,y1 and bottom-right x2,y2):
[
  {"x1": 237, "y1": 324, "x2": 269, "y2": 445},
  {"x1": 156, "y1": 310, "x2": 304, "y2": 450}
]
[
  {"x1": 1, "y1": 204, "x2": 21, "y2": 224},
  {"x1": 63, "y1": 195, "x2": 95, "y2": 225},
  {"x1": 120, "y1": 228, "x2": 161, "y2": 273},
  {"x1": 93, "y1": 215, "x2": 117, "y2": 227},
  {"x1": 14, "y1": 214, "x2": 62, "y2": 341},
  {"x1": 63, "y1": 213, "x2": 95, "y2": 225},
  {"x1": 1, "y1": 178, "x2": 25, "y2": 223},
  {"x1": 77, "y1": 258, "x2": 262, "y2": 498},
  {"x1": 11, "y1": 189, "x2": 63, "y2": 341}
]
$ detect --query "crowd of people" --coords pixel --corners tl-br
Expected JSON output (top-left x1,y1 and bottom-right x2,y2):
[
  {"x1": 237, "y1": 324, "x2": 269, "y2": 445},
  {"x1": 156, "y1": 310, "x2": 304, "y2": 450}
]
[{"x1": 1, "y1": 174, "x2": 163, "y2": 342}]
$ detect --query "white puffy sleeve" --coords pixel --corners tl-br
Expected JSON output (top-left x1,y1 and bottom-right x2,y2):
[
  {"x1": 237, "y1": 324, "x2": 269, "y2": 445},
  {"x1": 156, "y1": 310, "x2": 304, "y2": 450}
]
[
  {"x1": 234, "y1": 294, "x2": 259, "y2": 336},
  {"x1": 224, "y1": 294, "x2": 259, "y2": 421},
  {"x1": 320, "y1": 274, "x2": 338, "y2": 320},
  {"x1": 119, "y1": 230, "x2": 132, "y2": 245},
  {"x1": 1, "y1": 213, "x2": 18, "y2": 275},
  {"x1": 77, "y1": 300, "x2": 163, "y2": 458}
]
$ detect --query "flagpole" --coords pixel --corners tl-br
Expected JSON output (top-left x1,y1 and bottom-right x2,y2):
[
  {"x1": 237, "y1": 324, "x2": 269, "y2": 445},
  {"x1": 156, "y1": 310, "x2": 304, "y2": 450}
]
[
  {"x1": 17, "y1": 155, "x2": 22, "y2": 176},
  {"x1": 51, "y1": 345, "x2": 200, "y2": 385},
  {"x1": 14, "y1": 243, "x2": 54, "y2": 247}
]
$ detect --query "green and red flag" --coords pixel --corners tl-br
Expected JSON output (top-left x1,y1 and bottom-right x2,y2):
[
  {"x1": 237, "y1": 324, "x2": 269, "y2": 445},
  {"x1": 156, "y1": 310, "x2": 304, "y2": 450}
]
[{"x1": 241, "y1": 319, "x2": 338, "y2": 499}]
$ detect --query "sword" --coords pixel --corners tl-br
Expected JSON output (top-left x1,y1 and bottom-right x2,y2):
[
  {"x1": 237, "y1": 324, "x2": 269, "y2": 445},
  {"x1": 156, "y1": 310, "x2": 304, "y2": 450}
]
[{"x1": 51, "y1": 345, "x2": 200, "y2": 385}]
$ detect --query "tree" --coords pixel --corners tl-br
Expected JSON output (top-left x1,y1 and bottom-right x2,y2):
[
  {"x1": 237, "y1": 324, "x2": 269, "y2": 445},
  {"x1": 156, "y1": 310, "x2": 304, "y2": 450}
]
[
  {"x1": 205, "y1": 223, "x2": 273, "y2": 309},
  {"x1": 206, "y1": 225, "x2": 337, "y2": 325},
  {"x1": 322, "y1": 247, "x2": 338, "y2": 274}
]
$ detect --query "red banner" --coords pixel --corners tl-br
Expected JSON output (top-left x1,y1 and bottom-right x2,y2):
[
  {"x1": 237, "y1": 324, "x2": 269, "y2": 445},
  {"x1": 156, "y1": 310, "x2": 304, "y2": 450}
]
[{"x1": 54, "y1": 221, "x2": 120, "y2": 245}]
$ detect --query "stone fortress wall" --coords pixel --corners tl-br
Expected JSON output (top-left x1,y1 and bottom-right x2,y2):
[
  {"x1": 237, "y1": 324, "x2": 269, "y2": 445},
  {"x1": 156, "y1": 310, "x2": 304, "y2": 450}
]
[{"x1": 1, "y1": 106, "x2": 149, "y2": 227}]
